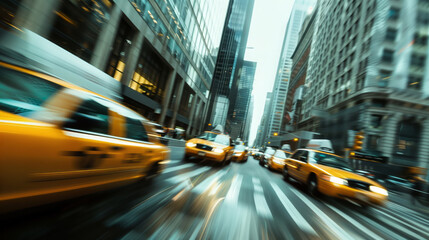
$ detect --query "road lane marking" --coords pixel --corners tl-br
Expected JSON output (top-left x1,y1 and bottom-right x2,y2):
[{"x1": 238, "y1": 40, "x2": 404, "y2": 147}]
[
  {"x1": 346, "y1": 210, "x2": 406, "y2": 240},
  {"x1": 270, "y1": 183, "x2": 317, "y2": 235},
  {"x1": 372, "y1": 208, "x2": 429, "y2": 239},
  {"x1": 388, "y1": 202, "x2": 429, "y2": 225},
  {"x1": 224, "y1": 174, "x2": 243, "y2": 206},
  {"x1": 325, "y1": 204, "x2": 384, "y2": 240},
  {"x1": 252, "y1": 178, "x2": 273, "y2": 219},
  {"x1": 192, "y1": 169, "x2": 227, "y2": 194},
  {"x1": 290, "y1": 188, "x2": 354, "y2": 239},
  {"x1": 163, "y1": 163, "x2": 194, "y2": 174},
  {"x1": 166, "y1": 167, "x2": 211, "y2": 184}
]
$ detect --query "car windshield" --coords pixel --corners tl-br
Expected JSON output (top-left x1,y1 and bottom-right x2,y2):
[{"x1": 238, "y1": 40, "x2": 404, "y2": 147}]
[
  {"x1": 234, "y1": 145, "x2": 246, "y2": 151},
  {"x1": 312, "y1": 152, "x2": 353, "y2": 171},
  {"x1": 197, "y1": 132, "x2": 230, "y2": 146},
  {"x1": 274, "y1": 150, "x2": 291, "y2": 159}
]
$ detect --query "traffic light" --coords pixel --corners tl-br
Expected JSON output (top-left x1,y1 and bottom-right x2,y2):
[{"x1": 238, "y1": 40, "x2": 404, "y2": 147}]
[
  {"x1": 352, "y1": 131, "x2": 364, "y2": 151},
  {"x1": 293, "y1": 138, "x2": 299, "y2": 142}
]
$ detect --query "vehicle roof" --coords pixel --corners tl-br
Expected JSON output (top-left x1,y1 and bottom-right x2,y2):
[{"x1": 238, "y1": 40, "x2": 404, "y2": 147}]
[{"x1": 296, "y1": 148, "x2": 342, "y2": 158}]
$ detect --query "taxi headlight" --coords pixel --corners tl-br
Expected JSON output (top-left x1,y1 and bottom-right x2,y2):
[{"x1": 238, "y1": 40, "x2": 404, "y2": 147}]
[
  {"x1": 213, "y1": 148, "x2": 224, "y2": 153},
  {"x1": 321, "y1": 174, "x2": 348, "y2": 185},
  {"x1": 186, "y1": 142, "x2": 196, "y2": 147},
  {"x1": 370, "y1": 186, "x2": 388, "y2": 196}
]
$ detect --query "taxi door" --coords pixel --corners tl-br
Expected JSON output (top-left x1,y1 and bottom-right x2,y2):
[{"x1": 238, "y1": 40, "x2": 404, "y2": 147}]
[{"x1": 285, "y1": 150, "x2": 303, "y2": 180}]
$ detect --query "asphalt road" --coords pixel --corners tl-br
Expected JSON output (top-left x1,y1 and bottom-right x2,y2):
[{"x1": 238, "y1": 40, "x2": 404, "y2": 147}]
[{"x1": 2, "y1": 153, "x2": 429, "y2": 240}]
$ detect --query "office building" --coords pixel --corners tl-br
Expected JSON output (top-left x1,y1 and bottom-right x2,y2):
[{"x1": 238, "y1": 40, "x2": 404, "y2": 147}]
[
  {"x1": 264, "y1": 0, "x2": 317, "y2": 143},
  {"x1": 230, "y1": 60, "x2": 256, "y2": 140},
  {"x1": 299, "y1": 0, "x2": 429, "y2": 170},
  {"x1": 205, "y1": 0, "x2": 255, "y2": 132},
  {"x1": 254, "y1": 92, "x2": 272, "y2": 147}
]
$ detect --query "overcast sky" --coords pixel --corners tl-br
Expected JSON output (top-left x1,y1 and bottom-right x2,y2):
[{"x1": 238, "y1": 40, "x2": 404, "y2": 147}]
[{"x1": 245, "y1": 0, "x2": 295, "y2": 146}]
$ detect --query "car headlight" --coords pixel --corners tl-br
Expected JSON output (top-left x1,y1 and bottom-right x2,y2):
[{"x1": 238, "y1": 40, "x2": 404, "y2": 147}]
[
  {"x1": 213, "y1": 148, "x2": 224, "y2": 153},
  {"x1": 370, "y1": 186, "x2": 388, "y2": 196},
  {"x1": 321, "y1": 174, "x2": 348, "y2": 185},
  {"x1": 186, "y1": 142, "x2": 196, "y2": 147}
]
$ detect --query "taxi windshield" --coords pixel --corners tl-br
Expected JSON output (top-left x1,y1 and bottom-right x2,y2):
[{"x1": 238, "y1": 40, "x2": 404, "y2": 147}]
[
  {"x1": 234, "y1": 145, "x2": 246, "y2": 151},
  {"x1": 313, "y1": 152, "x2": 353, "y2": 171},
  {"x1": 274, "y1": 150, "x2": 291, "y2": 159},
  {"x1": 197, "y1": 132, "x2": 230, "y2": 146}
]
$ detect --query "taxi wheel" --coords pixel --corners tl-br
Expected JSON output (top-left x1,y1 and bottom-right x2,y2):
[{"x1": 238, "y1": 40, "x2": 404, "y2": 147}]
[
  {"x1": 308, "y1": 175, "x2": 319, "y2": 197},
  {"x1": 282, "y1": 166, "x2": 290, "y2": 182},
  {"x1": 145, "y1": 162, "x2": 160, "y2": 181},
  {"x1": 259, "y1": 159, "x2": 264, "y2": 166},
  {"x1": 268, "y1": 162, "x2": 273, "y2": 171}
]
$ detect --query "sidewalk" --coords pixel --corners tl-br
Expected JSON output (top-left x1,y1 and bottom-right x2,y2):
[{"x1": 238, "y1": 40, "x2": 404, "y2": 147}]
[{"x1": 388, "y1": 190, "x2": 429, "y2": 215}]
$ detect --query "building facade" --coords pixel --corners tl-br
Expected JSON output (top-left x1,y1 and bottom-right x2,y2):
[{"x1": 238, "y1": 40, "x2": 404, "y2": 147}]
[
  {"x1": 299, "y1": 0, "x2": 429, "y2": 172},
  {"x1": 205, "y1": 0, "x2": 255, "y2": 132},
  {"x1": 283, "y1": 7, "x2": 317, "y2": 133},
  {"x1": 0, "y1": 0, "x2": 230, "y2": 136},
  {"x1": 230, "y1": 60, "x2": 256, "y2": 141},
  {"x1": 254, "y1": 92, "x2": 272, "y2": 148},
  {"x1": 264, "y1": 0, "x2": 317, "y2": 143}
]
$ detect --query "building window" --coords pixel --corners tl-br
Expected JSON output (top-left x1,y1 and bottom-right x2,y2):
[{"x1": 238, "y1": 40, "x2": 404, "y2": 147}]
[
  {"x1": 385, "y1": 28, "x2": 397, "y2": 42},
  {"x1": 417, "y1": 10, "x2": 429, "y2": 25},
  {"x1": 48, "y1": 0, "x2": 112, "y2": 62},
  {"x1": 393, "y1": 120, "x2": 421, "y2": 160},
  {"x1": 410, "y1": 54, "x2": 426, "y2": 67},
  {"x1": 407, "y1": 75, "x2": 422, "y2": 90},
  {"x1": 370, "y1": 115, "x2": 383, "y2": 128},
  {"x1": 381, "y1": 49, "x2": 394, "y2": 63},
  {"x1": 367, "y1": 135, "x2": 380, "y2": 150},
  {"x1": 129, "y1": 43, "x2": 169, "y2": 103},
  {"x1": 414, "y1": 33, "x2": 428, "y2": 46},
  {"x1": 106, "y1": 17, "x2": 134, "y2": 81},
  {"x1": 388, "y1": 7, "x2": 400, "y2": 20}
]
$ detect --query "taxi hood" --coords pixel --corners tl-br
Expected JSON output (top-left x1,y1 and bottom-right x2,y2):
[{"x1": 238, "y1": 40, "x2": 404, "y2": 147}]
[
  {"x1": 188, "y1": 138, "x2": 230, "y2": 149},
  {"x1": 313, "y1": 164, "x2": 382, "y2": 187}
]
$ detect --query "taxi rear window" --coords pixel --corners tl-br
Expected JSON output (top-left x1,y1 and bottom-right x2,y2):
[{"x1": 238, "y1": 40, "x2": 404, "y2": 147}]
[{"x1": 0, "y1": 67, "x2": 62, "y2": 116}]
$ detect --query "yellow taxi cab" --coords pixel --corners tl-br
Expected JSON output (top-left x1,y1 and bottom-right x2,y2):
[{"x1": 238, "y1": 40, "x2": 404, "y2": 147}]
[
  {"x1": 267, "y1": 149, "x2": 292, "y2": 171},
  {"x1": 0, "y1": 61, "x2": 170, "y2": 213},
  {"x1": 283, "y1": 149, "x2": 388, "y2": 206},
  {"x1": 185, "y1": 131, "x2": 234, "y2": 164},
  {"x1": 231, "y1": 145, "x2": 248, "y2": 163}
]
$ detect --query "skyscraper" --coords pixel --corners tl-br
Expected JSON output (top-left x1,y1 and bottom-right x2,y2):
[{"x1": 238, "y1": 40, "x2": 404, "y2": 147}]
[
  {"x1": 264, "y1": 0, "x2": 316, "y2": 143},
  {"x1": 230, "y1": 60, "x2": 256, "y2": 141},
  {"x1": 299, "y1": 0, "x2": 429, "y2": 170},
  {"x1": 205, "y1": 0, "x2": 255, "y2": 132},
  {"x1": 254, "y1": 92, "x2": 273, "y2": 147}
]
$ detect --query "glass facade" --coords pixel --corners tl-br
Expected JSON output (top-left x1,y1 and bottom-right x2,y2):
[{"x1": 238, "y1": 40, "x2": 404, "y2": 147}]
[
  {"x1": 206, "y1": 0, "x2": 255, "y2": 127},
  {"x1": 106, "y1": 17, "x2": 135, "y2": 81},
  {"x1": 129, "y1": 0, "x2": 228, "y2": 100},
  {"x1": 129, "y1": 42, "x2": 169, "y2": 103},
  {"x1": 48, "y1": 0, "x2": 113, "y2": 62}
]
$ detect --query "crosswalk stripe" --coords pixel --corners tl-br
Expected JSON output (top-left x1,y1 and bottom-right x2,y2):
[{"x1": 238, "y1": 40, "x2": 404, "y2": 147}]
[
  {"x1": 372, "y1": 208, "x2": 429, "y2": 238},
  {"x1": 192, "y1": 169, "x2": 227, "y2": 194},
  {"x1": 388, "y1": 202, "x2": 429, "y2": 225},
  {"x1": 166, "y1": 167, "x2": 211, "y2": 184},
  {"x1": 381, "y1": 203, "x2": 429, "y2": 227},
  {"x1": 163, "y1": 163, "x2": 194, "y2": 174},
  {"x1": 290, "y1": 188, "x2": 354, "y2": 239},
  {"x1": 325, "y1": 204, "x2": 384, "y2": 240},
  {"x1": 252, "y1": 178, "x2": 272, "y2": 219},
  {"x1": 270, "y1": 183, "x2": 317, "y2": 235},
  {"x1": 224, "y1": 174, "x2": 243, "y2": 206},
  {"x1": 345, "y1": 208, "x2": 406, "y2": 240}
]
